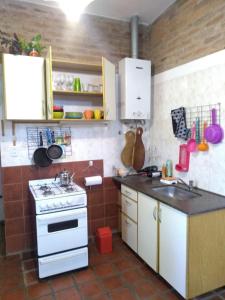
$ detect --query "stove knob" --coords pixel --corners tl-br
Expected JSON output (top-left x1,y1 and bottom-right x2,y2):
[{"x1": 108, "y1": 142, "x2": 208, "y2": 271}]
[
  {"x1": 60, "y1": 201, "x2": 65, "y2": 207},
  {"x1": 53, "y1": 202, "x2": 58, "y2": 208},
  {"x1": 66, "y1": 200, "x2": 72, "y2": 206},
  {"x1": 47, "y1": 204, "x2": 52, "y2": 209}
]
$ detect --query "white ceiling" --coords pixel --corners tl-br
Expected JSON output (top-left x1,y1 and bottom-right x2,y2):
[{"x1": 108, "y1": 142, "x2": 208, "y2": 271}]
[{"x1": 17, "y1": 0, "x2": 176, "y2": 25}]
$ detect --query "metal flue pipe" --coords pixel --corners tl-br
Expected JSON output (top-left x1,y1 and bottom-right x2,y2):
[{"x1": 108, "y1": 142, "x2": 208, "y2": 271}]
[{"x1": 130, "y1": 15, "x2": 139, "y2": 58}]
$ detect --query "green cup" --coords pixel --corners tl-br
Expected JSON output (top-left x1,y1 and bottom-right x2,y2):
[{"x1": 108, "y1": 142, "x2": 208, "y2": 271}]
[{"x1": 73, "y1": 78, "x2": 81, "y2": 92}]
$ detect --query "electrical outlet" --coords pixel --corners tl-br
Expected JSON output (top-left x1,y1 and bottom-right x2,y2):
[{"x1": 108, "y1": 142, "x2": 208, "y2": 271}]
[{"x1": 89, "y1": 160, "x2": 93, "y2": 167}]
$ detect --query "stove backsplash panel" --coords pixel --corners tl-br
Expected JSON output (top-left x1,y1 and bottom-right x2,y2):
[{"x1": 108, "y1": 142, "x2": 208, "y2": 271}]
[{"x1": 2, "y1": 160, "x2": 120, "y2": 255}]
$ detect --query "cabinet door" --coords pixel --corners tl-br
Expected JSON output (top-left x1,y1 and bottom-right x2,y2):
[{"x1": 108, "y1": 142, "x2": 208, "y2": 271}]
[
  {"x1": 3, "y1": 54, "x2": 46, "y2": 120},
  {"x1": 121, "y1": 213, "x2": 137, "y2": 252},
  {"x1": 102, "y1": 57, "x2": 116, "y2": 120},
  {"x1": 138, "y1": 193, "x2": 158, "y2": 271},
  {"x1": 45, "y1": 47, "x2": 53, "y2": 120},
  {"x1": 159, "y1": 203, "x2": 187, "y2": 298}
]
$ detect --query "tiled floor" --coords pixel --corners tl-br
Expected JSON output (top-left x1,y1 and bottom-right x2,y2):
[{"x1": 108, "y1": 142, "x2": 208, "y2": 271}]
[{"x1": 0, "y1": 234, "x2": 225, "y2": 300}]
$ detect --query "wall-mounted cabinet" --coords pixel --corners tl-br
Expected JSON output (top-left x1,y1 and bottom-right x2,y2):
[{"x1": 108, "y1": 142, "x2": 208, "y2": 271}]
[
  {"x1": 119, "y1": 57, "x2": 151, "y2": 120},
  {"x1": 46, "y1": 47, "x2": 116, "y2": 121},
  {"x1": 2, "y1": 48, "x2": 116, "y2": 122},
  {"x1": 2, "y1": 54, "x2": 46, "y2": 120}
]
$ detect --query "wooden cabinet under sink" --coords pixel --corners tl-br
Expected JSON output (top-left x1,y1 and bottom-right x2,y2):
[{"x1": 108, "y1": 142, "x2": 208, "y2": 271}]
[{"x1": 120, "y1": 184, "x2": 225, "y2": 299}]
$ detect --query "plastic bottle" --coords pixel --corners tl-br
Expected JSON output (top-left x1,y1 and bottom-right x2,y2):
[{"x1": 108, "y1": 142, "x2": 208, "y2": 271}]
[
  {"x1": 166, "y1": 160, "x2": 173, "y2": 177},
  {"x1": 162, "y1": 164, "x2": 166, "y2": 179}
]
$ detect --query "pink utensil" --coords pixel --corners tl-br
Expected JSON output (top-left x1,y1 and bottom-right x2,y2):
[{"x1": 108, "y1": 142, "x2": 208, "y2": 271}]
[
  {"x1": 205, "y1": 108, "x2": 223, "y2": 144},
  {"x1": 175, "y1": 144, "x2": 190, "y2": 172},
  {"x1": 187, "y1": 122, "x2": 197, "y2": 153}
]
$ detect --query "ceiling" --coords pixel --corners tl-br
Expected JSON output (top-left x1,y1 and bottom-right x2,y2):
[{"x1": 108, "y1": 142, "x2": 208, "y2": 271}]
[{"x1": 17, "y1": 0, "x2": 176, "y2": 25}]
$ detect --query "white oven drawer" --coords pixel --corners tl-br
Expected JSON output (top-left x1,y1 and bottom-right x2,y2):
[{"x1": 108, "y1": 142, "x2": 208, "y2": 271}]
[
  {"x1": 36, "y1": 208, "x2": 88, "y2": 256},
  {"x1": 121, "y1": 194, "x2": 137, "y2": 222},
  {"x1": 121, "y1": 184, "x2": 137, "y2": 202},
  {"x1": 38, "y1": 247, "x2": 88, "y2": 278}
]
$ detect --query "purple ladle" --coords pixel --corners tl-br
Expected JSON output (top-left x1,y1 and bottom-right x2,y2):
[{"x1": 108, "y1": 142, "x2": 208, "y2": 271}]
[{"x1": 205, "y1": 108, "x2": 223, "y2": 144}]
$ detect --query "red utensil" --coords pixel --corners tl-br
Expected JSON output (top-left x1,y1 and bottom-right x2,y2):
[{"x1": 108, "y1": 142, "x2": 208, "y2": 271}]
[{"x1": 175, "y1": 144, "x2": 190, "y2": 172}]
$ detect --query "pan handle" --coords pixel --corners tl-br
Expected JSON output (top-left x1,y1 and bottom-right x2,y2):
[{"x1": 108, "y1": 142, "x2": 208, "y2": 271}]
[
  {"x1": 39, "y1": 131, "x2": 43, "y2": 147},
  {"x1": 51, "y1": 131, "x2": 56, "y2": 143}
]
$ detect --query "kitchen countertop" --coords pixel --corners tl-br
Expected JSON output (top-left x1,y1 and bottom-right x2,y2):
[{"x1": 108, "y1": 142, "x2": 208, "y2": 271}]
[{"x1": 113, "y1": 175, "x2": 225, "y2": 215}]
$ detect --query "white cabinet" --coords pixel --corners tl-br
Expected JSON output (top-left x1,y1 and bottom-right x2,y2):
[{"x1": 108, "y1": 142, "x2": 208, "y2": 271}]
[
  {"x1": 138, "y1": 193, "x2": 158, "y2": 272},
  {"x1": 121, "y1": 184, "x2": 137, "y2": 252},
  {"x1": 159, "y1": 203, "x2": 187, "y2": 298},
  {"x1": 121, "y1": 213, "x2": 137, "y2": 252},
  {"x1": 2, "y1": 54, "x2": 46, "y2": 120},
  {"x1": 119, "y1": 57, "x2": 151, "y2": 120}
]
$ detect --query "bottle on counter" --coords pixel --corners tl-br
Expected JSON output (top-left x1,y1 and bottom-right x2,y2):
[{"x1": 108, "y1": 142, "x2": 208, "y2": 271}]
[
  {"x1": 162, "y1": 164, "x2": 166, "y2": 179},
  {"x1": 166, "y1": 160, "x2": 173, "y2": 177}
]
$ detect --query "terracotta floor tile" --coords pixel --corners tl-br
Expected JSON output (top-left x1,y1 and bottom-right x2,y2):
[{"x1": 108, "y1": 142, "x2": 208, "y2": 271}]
[
  {"x1": 91, "y1": 293, "x2": 110, "y2": 300},
  {"x1": 37, "y1": 296, "x2": 55, "y2": 300},
  {"x1": 94, "y1": 263, "x2": 117, "y2": 277},
  {"x1": 113, "y1": 258, "x2": 135, "y2": 272},
  {"x1": 54, "y1": 287, "x2": 81, "y2": 300},
  {"x1": 50, "y1": 274, "x2": 74, "y2": 292},
  {"x1": 163, "y1": 290, "x2": 185, "y2": 300},
  {"x1": 1, "y1": 288, "x2": 26, "y2": 300},
  {"x1": 121, "y1": 268, "x2": 144, "y2": 286},
  {"x1": 151, "y1": 277, "x2": 172, "y2": 293},
  {"x1": 135, "y1": 280, "x2": 159, "y2": 299},
  {"x1": 73, "y1": 268, "x2": 97, "y2": 283},
  {"x1": 27, "y1": 281, "x2": 52, "y2": 299},
  {"x1": 79, "y1": 280, "x2": 104, "y2": 298},
  {"x1": 0, "y1": 274, "x2": 24, "y2": 293},
  {"x1": 110, "y1": 287, "x2": 137, "y2": 300},
  {"x1": 102, "y1": 275, "x2": 124, "y2": 291},
  {"x1": 89, "y1": 254, "x2": 108, "y2": 266}
]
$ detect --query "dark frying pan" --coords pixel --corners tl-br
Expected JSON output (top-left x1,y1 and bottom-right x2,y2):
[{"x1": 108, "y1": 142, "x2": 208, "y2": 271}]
[
  {"x1": 46, "y1": 131, "x2": 63, "y2": 160},
  {"x1": 33, "y1": 131, "x2": 52, "y2": 167}
]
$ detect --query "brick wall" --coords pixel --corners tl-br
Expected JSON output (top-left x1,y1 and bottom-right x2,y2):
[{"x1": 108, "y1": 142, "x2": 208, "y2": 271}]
[
  {"x1": 2, "y1": 160, "x2": 120, "y2": 255},
  {"x1": 0, "y1": 0, "x2": 146, "y2": 64},
  {"x1": 145, "y1": 0, "x2": 225, "y2": 74}
]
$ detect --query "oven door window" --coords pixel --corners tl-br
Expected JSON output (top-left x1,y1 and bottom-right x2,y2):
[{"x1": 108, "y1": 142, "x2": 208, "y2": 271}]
[{"x1": 48, "y1": 219, "x2": 78, "y2": 233}]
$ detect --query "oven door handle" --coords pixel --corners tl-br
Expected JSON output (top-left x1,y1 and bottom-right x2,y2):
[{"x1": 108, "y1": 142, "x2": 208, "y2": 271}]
[
  {"x1": 39, "y1": 249, "x2": 86, "y2": 265},
  {"x1": 36, "y1": 208, "x2": 87, "y2": 223}
]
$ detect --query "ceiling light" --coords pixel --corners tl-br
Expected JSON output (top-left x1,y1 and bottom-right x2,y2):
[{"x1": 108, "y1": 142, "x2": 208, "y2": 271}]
[{"x1": 57, "y1": 0, "x2": 94, "y2": 22}]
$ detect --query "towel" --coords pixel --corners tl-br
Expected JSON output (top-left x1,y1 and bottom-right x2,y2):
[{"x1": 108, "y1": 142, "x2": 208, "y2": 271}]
[{"x1": 171, "y1": 107, "x2": 190, "y2": 140}]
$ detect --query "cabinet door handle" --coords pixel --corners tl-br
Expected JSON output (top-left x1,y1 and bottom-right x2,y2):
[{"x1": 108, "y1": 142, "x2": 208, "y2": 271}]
[
  {"x1": 136, "y1": 97, "x2": 142, "y2": 100},
  {"x1": 158, "y1": 208, "x2": 162, "y2": 223},
  {"x1": 153, "y1": 207, "x2": 157, "y2": 221},
  {"x1": 136, "y1": 66, "x2": 143, "y2": 70},
  {"x1": 42, "y1": 99, "x2": 46, "y2": 118}
]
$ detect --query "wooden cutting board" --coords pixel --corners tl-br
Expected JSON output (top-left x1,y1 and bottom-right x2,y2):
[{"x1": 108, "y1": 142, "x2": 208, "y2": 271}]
[
  {"x1": 132, "y1": 127, "x2": 145, "y2": 171},
  {"x1": 121, "y1": 131, "x2": 135, "y2": 167}
]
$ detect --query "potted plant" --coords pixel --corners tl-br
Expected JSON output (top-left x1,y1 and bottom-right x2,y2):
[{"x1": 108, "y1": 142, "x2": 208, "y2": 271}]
[
  {"x1": 27, "y1": 34, "x2": 46, "y2": 57},
  {"x1": 0, "y1": 31, "x2": 22, "y2": 55}
]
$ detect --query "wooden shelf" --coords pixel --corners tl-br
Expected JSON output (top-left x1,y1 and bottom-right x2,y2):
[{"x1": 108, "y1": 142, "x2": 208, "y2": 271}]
[
  {"x1": 51, "y1": 118, "x2": 106, "y2": 122},
  {"x1": 52, "y1": 59, "x2": 102, "y2": 73},
  {"x1": 53, "y1": 90, "x2": 103, "y2": 97}
]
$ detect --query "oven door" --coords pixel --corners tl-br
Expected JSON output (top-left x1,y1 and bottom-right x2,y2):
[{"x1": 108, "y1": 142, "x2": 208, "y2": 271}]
[{"x1": 36, "y1": 207, "x2": 87, "y2": 256}]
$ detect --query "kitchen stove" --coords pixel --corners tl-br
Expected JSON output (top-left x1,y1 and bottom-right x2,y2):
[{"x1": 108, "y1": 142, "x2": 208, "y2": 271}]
[{"x1": 29, "y1": 178, "x2": 88, "y2": 279}]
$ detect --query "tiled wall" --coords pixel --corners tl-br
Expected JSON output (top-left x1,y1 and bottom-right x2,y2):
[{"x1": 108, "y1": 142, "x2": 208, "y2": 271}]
[{"x1": 2, "y1": 160, "x2": 120, "y2": 255}]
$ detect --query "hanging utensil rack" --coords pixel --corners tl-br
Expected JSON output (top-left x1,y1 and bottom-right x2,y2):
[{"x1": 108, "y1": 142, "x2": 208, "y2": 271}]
[
  {"x1": 185, "y1": 103, "x2": 221, "y2": 134},
  {"x1": 26, "y1": 126, "x2": 72, "y2": 159}
]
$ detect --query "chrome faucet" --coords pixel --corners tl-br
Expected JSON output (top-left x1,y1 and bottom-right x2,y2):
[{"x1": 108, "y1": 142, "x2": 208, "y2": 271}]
[{"x1": 177, "y1": 178, "x2": 194, "y2": 191}]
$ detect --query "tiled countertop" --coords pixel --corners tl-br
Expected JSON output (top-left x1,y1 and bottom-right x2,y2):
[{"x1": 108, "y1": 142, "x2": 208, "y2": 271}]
[{"x1": 113, "y1": 175, "x2": 225, "y2": 216}]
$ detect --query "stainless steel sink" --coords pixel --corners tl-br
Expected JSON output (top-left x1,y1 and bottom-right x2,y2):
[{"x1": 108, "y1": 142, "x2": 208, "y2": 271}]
[{"x1": 152, "y1": 186, "x2": 200, "y2": 200}]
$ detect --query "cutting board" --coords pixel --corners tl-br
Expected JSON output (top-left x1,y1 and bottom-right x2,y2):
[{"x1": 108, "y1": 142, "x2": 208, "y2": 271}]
[
  {"x1": 121, "y1": 131, "x2": 135, "y2": 167},
  {"x1": 132, "y1": 127, "x2": 145, "y2": 171}
]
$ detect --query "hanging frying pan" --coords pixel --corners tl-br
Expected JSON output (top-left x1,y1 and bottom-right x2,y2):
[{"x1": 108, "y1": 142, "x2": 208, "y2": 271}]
[
  {"x1": 33, "y1": 131, "x2": 52, "y2": 167},
  {"x1": 46, "y1": 130, "x2": 63, "y2": 160}
]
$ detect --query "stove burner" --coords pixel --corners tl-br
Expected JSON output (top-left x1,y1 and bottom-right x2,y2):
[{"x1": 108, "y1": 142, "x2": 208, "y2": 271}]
[
  {"x1": 43, "y1": 190, "x2": 53, "y2": 196},
  {"x1": 64, "y1": 185, "x2": 74, "y2": 193},
  {"x1": 39, "y1": 184, "x2": 49, "y2": 191}
]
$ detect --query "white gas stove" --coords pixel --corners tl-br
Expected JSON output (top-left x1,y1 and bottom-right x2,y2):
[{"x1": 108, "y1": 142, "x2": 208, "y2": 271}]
[
  {"x1": 29, "y1": 178, "x2": 88, "y2": 279},
  {"x1": 29, "y1": 178, "x2": 87, "y2": 214}
]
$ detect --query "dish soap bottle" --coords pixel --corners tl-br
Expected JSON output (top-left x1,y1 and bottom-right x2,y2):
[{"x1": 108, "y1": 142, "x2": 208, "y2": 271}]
[
  {"x1": 162, "y1": 164, "x2": 166, "y2": 179},
  {"x1": 166, "y1": 160, "x2": 173, "y2": 177}
]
